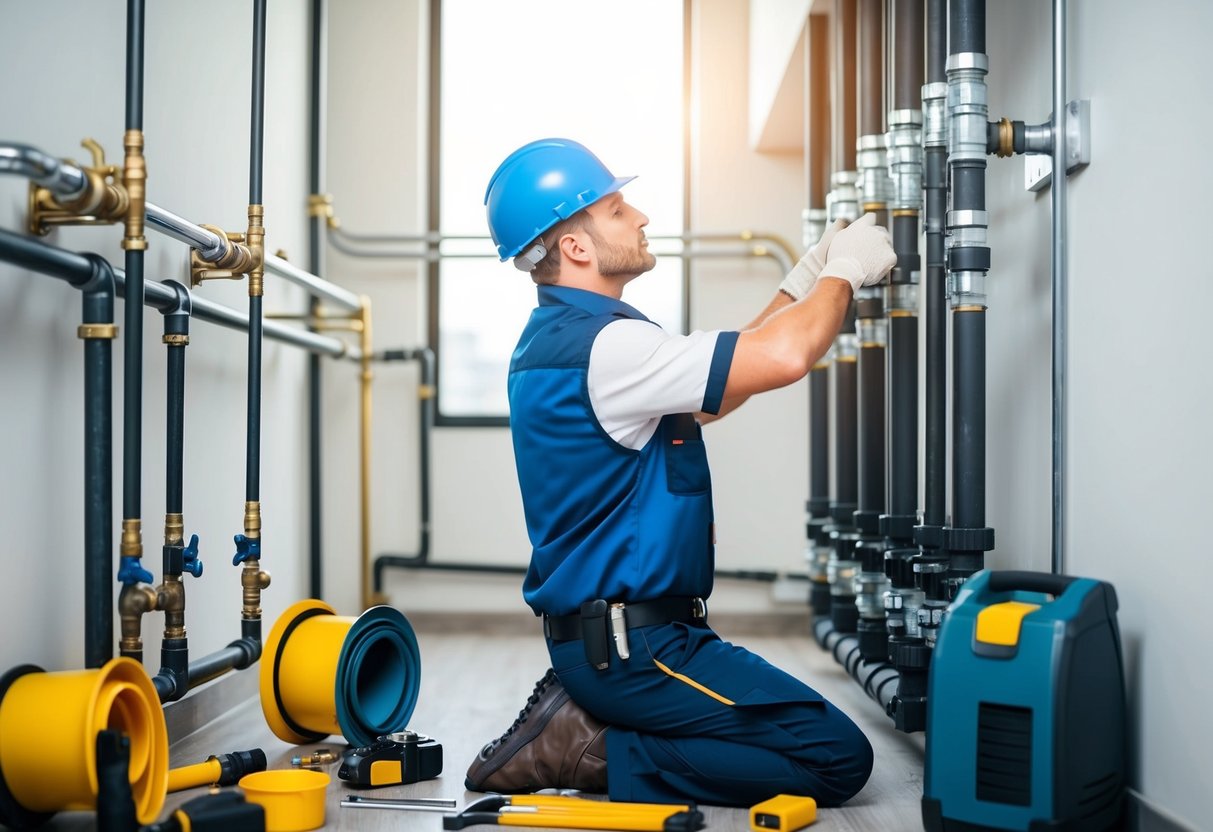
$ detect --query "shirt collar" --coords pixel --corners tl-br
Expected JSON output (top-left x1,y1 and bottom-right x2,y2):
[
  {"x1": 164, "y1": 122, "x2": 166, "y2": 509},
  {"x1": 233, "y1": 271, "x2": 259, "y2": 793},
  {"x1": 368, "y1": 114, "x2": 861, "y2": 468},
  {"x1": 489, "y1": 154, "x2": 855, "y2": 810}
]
[{"x1": 537, "y1": 285, "x2": 650, "y2": 322}]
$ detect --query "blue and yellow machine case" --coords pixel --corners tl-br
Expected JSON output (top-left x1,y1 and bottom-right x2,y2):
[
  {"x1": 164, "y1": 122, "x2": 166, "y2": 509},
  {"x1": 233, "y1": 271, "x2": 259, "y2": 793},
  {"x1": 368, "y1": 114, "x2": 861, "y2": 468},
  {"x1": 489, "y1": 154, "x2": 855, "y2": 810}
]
[{"x1": 922, "y1": 570, "x2": 1126, "y2": 831}]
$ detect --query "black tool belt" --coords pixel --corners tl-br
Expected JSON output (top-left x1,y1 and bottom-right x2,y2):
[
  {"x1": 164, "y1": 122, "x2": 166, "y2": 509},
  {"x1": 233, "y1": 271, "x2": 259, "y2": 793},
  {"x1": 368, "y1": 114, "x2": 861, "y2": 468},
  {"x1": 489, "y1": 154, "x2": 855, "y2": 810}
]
[{"x1": 543, "y1": 596, "x2": 708, "y2": 670}]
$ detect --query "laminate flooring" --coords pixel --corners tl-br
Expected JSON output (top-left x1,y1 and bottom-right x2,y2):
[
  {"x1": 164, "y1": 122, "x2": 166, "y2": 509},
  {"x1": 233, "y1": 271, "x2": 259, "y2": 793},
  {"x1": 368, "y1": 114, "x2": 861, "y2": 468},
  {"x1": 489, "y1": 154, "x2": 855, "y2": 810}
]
[{"x1": 46, "y1": 614, "x2": 925, "y2": 831}]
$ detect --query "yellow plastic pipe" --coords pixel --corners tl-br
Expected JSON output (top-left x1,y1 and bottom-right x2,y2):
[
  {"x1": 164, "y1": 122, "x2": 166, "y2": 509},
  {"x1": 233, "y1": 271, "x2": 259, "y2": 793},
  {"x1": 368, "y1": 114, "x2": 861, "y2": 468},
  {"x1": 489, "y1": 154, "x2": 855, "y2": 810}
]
[
  {"x1": 167, "y1": 757, "x2": 222, "y2": 793},
  {"x1": 0, "y1": 658, "x2": 168, "y2": 824}
]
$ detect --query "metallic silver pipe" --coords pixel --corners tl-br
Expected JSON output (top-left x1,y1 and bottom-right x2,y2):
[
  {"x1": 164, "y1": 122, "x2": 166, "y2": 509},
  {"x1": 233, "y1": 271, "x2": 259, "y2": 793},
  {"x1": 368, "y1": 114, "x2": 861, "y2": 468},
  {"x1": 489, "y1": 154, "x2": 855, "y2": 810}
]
[
  {"x1": 263, "y1": 251, "x2": 361, "y2": 313},
  {"x1": 1051, "y1": 0, "x2": 1067, "y2": 575},
  {"x1": 0, "y1": 142, "x2": 89, "y2": 198},
  {"x1": 144, "y1": 202, "x2": 226, "y2": 259},
  {"x1": 110, "y1": 267, "x2": 356, "y2": 359}
]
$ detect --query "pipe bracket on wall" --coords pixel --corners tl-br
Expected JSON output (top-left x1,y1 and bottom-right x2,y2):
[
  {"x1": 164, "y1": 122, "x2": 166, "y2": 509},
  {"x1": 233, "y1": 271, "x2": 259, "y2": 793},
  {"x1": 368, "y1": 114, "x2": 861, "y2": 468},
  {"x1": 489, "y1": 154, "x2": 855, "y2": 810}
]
[
  {"x1": 26, "y1": 139, "x2": 129, "y2": 235},
  {"x1": 1024, "y1": 99, "x2": 1091, "y2": 192}
]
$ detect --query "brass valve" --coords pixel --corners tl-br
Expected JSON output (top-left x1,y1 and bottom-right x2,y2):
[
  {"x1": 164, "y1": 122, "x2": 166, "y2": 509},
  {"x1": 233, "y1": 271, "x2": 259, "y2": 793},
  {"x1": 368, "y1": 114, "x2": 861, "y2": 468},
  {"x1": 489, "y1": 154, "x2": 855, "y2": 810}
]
[
  {"x1": 27, "y1": 138, "x2": 129, "y2": 235},
  {"x1": 291, "y1": 749, "x2": 337, "y2": 768}
]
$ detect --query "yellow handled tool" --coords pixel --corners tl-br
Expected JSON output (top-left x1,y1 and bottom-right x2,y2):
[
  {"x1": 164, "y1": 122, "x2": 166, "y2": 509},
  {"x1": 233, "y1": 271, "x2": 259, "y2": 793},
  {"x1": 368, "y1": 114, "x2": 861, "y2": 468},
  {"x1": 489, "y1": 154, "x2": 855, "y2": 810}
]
[{"x1": 443, "y1": 794, "x2": 704, "y2": 831}]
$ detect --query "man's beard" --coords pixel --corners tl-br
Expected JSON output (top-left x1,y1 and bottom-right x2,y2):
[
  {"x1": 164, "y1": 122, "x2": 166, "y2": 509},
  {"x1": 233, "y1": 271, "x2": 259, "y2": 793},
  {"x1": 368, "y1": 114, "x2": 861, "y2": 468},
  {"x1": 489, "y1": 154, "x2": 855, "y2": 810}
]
[{"x1": 594, "y1": 235, "x2": 657, "y2": 279}]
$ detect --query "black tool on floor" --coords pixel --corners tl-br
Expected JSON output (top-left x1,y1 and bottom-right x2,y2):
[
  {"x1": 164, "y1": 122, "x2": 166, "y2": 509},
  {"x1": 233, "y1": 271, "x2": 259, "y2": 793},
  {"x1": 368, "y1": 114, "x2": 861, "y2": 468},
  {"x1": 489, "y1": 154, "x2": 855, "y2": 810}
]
[
  {"x1": 338, "y1": 730, "x2": 442, "y2": 787},
  {"x1": 144, "y1": 792, "x2": 266, "y2": 832}
]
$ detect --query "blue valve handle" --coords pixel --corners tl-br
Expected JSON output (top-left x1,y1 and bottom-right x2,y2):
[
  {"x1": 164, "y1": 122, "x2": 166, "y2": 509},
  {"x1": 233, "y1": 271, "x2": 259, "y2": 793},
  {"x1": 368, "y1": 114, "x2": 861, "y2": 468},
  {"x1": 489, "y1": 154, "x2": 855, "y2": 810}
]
[
  {"x1": 232, "y1": 533, "x2": 261, "y2": 565},
  {"x1": 181, "y1": 533, "x2": 203, "y2": 577},
  {"x1": 117, "y1": 556, "x2": 154, "y2": 586}
]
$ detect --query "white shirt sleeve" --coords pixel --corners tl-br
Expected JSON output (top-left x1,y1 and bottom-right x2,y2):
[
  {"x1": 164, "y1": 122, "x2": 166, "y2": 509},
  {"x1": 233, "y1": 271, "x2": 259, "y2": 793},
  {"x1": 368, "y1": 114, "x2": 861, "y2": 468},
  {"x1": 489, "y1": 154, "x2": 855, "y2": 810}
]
[{"x1": 588, "y1": 318, "x2": 737, "y2": 450}]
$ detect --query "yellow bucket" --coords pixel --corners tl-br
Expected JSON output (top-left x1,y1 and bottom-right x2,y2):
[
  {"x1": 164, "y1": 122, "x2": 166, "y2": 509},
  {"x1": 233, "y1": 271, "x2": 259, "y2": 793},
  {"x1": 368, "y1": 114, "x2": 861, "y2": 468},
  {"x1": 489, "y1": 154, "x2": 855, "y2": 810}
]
[
  {"x1": 0, "y1": 658, "x2": 168, "y2": 825},
  {"x1": 239, "y1": 769, "x2": 329, "y2": 831}
]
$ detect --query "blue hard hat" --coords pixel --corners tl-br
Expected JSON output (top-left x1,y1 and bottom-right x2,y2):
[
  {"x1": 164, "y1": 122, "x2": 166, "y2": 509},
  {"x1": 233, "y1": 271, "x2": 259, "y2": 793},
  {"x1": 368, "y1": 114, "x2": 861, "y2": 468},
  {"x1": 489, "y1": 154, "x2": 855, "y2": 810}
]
[{"x1": 484, "y1": 138, "x2": 636, "y2": 262}]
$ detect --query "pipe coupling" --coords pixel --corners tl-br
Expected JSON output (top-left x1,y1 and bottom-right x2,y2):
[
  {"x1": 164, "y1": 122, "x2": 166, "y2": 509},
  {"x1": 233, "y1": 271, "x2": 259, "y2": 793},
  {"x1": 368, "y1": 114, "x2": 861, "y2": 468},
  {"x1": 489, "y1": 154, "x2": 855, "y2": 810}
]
[
  {"x1": 948, "y1": 270, "x2": 988, "y2": 308},
  {"x1": 886, "y1": 283, "x2": 919, "y2": 314},
  {"x1": 241, "y1": 561, "x2": 272, "y2": 619},
  {"x1": 802, "y1": 208, "x2": 828, "y2": 250},
  {"x1": 886, "y1": 111, "x2": 923, "y2": 210},
  {"x1": 121, "y1": 517, "x2": 143, "y2": 558},
  {"x1": 246, "y1": 204, "x2": 265, "y2": 298},
  {"x1": 164, "y1": 513, "x2": 184, "y2": 547},
  {"x1": 857, "y1": 315, "x2": 887, "y2": 347},
  {"x1": 826, "y1": 171, "x2": 860, "y2": 223},
  {"x1": 834, "y1": 331, "x2": 859, "y2": 361},
  {"x1": 244, "y1": 500, "x2": 262, "y2": 540},
  {"x1": 1023, "y1": 121, "x2": 1053, "y2": 155},
  {"x1": 856, "y1": 134, "x2": 891, "y2": 210},
  {"x1": 921, "y1": 82, "x2": 949, "y2": 148},
  {"x1": 190, "y1": 225, "x2": 257, "y2": 284},
  {"x1": 946, "y1": 54, "x2": 990, "y2": 164},
  {"x1": 121, "y1": 129, "x2": 147, "y2": 251}
]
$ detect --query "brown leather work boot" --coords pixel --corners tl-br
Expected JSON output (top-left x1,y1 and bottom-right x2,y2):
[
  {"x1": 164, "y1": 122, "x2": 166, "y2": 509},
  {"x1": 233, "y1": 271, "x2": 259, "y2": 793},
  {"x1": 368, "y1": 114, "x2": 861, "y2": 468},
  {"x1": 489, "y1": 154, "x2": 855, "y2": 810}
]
[{"x1": 465, "y1": 668, "x2": 608, "y2": 793}]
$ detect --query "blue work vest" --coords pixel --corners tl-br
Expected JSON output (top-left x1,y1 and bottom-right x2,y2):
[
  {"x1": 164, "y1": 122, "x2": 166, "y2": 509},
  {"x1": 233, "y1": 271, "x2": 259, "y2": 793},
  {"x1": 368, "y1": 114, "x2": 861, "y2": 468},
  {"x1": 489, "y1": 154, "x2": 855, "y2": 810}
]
[{"x1": 509, "y1": 285, "x2": 736, "y2": 616}]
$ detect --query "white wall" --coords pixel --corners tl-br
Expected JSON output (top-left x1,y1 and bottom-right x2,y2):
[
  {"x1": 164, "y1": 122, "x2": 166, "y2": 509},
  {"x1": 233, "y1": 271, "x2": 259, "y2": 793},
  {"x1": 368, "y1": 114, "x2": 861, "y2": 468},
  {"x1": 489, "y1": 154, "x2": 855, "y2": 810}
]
[
  {"x1": 982, "y1": 2, "x2": 1212, "y2": 827},
  {"x1": 0, "y1": 1, "x2": 313, "y2": 672}
]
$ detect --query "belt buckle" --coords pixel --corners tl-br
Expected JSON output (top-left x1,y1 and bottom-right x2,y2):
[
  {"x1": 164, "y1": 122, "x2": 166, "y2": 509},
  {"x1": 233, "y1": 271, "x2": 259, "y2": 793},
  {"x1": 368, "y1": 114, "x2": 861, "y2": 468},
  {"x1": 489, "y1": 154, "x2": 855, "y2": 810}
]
[{"x1": 691, "y1": 597, "x2": 707, "y2": 619}]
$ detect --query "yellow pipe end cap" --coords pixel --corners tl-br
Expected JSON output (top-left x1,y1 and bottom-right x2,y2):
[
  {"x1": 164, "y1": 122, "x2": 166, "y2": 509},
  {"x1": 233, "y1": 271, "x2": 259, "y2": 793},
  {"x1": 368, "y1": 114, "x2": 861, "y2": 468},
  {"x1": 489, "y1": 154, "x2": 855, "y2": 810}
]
[{"x1": 239, "y1": 769, "x2": 330, "y2": 832}]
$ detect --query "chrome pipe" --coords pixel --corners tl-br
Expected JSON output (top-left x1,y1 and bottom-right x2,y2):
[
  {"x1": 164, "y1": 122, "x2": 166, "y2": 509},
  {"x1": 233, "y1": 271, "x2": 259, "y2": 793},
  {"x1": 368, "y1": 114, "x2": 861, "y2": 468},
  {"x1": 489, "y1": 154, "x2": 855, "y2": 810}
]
[
  {"x1": 0, "y1": 142, "x2": 88, "y2": 199},
  {"x1": 144, "y1": 203, "x2": 226, "y2": 260},
  {"x1": 1051, "y1": 0, "x2": 1067, "y2": 575},
  {"x1": 263, "y1": 252, "x2": 361, "y2": 313}
]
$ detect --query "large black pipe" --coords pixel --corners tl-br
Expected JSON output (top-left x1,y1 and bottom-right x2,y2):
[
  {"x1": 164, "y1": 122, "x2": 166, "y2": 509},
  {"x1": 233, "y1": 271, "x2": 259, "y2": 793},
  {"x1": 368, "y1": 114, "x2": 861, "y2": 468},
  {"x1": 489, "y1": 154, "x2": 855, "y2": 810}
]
[
  {"x1": 246, "y1": 0, "x2": 267, "y2": 510},
  {"x1": 307, "y1": 0, "x2": 327, "y2": 600},
  {"x1": 808, "y1": 365, "x2": 830, "y2": 518},
  {"x1": 830, "y1": 313, "x2": 858, "y2": 526},
  {"x1": 857, "y1": 0, "x2": 885, "y2": 138},
  {"x1": 887, "y1": 315, "x2": 918, "y2": 520},
  {"x1": 855, "y1": 334, "x2": 885, "y2": 532},
  {"x1": 832, "y1": 0, "x2": 858, "y2": 174},
  {"x1": 892, "y1": 0, "x2": 924, "y2": 111},
  {"x1": 249, "y1": 0, "x2": 267, "y2": 206},
  {"x1": 82, "y1": 255, "x2": 116, "y2": 668},
  {"x1": 122, "y1": 0, "x2": 145, "y2": 542}
]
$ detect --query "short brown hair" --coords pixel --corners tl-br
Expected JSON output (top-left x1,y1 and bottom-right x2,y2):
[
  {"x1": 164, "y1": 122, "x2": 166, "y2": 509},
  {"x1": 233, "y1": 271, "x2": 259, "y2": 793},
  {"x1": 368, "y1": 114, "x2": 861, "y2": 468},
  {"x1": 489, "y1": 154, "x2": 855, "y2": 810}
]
[{"x1": 528, "y1": 211, "x2": 598, "y2": 285}]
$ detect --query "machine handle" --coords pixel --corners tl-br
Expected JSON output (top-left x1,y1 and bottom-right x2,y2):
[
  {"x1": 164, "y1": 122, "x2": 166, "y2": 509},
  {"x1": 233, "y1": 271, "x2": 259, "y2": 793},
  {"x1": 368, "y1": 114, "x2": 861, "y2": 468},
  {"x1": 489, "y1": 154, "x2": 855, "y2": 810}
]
[{"x1": 987, "y1": 570, "x2": 1078, "y2": 597}]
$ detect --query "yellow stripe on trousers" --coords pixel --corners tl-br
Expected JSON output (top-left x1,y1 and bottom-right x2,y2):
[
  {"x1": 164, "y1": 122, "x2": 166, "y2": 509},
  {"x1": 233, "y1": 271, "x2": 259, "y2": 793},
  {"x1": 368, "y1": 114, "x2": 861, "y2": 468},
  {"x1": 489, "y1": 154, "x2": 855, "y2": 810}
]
[{"x1": 652, "y1": 658, "x2": 735, "y2": 706}]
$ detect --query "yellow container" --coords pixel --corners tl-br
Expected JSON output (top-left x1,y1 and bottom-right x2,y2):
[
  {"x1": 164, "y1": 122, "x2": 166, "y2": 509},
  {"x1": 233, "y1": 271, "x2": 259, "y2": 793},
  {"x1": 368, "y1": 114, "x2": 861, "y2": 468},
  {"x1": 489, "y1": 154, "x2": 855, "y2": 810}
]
[
  {"x1": 239, "y1": 769, "x2": 330, "y2": 832},
  {"x1": 0, "y1": 658, "x2": 168, "y2": 825},
  {"x1": 260, "y1": 599, "x2": 421, "y2": 747}
]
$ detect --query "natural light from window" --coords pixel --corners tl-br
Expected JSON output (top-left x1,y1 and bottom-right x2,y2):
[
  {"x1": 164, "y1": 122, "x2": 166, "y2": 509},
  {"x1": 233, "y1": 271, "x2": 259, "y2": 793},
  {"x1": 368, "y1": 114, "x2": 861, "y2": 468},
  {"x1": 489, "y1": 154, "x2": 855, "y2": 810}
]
[{"x1": 439, "y1": 0, "x2": 684, "y2": 419}]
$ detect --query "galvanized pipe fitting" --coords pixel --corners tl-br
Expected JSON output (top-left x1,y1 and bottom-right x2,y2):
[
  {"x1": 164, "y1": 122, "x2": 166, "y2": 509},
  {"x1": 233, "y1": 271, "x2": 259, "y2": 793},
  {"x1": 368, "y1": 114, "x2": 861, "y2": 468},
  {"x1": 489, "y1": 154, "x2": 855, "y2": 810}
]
[
  {"x1": 922, "y1": 82, "x2": 948, "y2": 149},
  {"x1": 856, "y1": 134, "x2": 892, "y2": 211},
  {"x1": 802, "y1": 208, "x2": 828, "y2": 251},
  {"x1": 886, "y1": 110, "x2": 923, "y2": 210},
  {"x1": 946, "y1": 52, "x2": 990, "y2": 164},
  {"x1": 827, "y1": 171, "x2": 861, "y2": 223}
]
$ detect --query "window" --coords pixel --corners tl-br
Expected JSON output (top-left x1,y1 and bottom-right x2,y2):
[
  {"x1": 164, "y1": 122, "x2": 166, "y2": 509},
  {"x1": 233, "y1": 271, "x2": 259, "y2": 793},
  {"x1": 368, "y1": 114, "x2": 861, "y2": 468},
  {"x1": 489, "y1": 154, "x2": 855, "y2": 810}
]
[{"x1": 433, "y1": 0, "x2": 686, "y2": 423}]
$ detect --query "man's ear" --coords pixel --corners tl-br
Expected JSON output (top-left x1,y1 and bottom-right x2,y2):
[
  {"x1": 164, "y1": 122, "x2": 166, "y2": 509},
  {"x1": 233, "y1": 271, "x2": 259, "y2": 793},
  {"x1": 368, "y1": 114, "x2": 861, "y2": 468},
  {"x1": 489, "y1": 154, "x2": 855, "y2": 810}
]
[{"x1": 558, "y1": 231, "x2": 593, "y2": 266}]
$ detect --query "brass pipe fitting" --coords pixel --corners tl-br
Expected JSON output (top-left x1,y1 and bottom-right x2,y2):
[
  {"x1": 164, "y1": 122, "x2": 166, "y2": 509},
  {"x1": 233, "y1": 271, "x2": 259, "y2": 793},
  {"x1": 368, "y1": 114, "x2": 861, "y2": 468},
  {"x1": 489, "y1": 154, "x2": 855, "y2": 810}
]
[
  {"x1": 246, "y1": 204, "x2": 265, "y2": 297},
  {"x1": 118, "y1": 581, "x2": 159, "y2": 656},
  {"x1": 158, "y1": 576, "x2": 186, "y2": 640},
  {"x1": 244, "y1": 500, "x2": 261, "y2": 541},
  {"x1": 27, "y1": 139, "x2": 129, "y2": 235},
  {"x1": 121, "y1": 517, "x2": 143, "y2": 558},
  {"x1": 995, "y1": 117, "x2": 1014, "y2": 158},
  {"x1": 240, "y1": 560, "x2": 272, "y2": 621},
  {"x1": 164, "y1": 513, "x2": 184, "y2": 547},
  {"x1": 121, "y1": 129, "x2": 147, "y2": 251},
  {"x1": 189, "y1": 225, "x2": 256, "y2": 284}
]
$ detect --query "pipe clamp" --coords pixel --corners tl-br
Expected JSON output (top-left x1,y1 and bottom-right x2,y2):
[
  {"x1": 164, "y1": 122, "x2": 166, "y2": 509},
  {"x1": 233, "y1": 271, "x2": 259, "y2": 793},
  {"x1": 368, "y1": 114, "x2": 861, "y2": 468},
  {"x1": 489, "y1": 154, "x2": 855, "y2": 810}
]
[{"x1": 78, "y1": 324, "x2": 118, "y2": 340}]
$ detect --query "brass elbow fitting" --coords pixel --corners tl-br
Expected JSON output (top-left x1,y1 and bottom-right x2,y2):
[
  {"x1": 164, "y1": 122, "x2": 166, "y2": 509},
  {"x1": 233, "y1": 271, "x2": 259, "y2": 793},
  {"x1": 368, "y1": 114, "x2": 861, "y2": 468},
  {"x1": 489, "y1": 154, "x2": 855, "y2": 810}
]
[
  {"x1": 190, "y1": 225, "x2": 257, "y2": 284},
  {"x1": 27, "y1": 138, "x2": 129, "y2": 235},
  {"x1": 158, "y1": 576, "x2": 186, "y2": 640}
]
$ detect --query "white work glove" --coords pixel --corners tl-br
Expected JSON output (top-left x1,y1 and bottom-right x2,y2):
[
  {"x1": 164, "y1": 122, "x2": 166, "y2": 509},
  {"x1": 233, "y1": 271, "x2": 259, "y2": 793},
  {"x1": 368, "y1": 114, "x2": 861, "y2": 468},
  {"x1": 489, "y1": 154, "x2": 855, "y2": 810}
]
[
  {"x1": 819, "y1": 213, "x2": 898, "y2": 293},
  {"x1": 779, "y1": 218, "x2": 846, "y2": 301}
]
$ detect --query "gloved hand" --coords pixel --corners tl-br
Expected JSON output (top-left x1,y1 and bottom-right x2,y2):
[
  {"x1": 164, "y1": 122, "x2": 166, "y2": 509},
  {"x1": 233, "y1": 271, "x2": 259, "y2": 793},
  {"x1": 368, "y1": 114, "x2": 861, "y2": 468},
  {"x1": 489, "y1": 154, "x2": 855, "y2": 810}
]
[
  {"x1": 778, "y1": 218, "x2": 846, "y2": 301},
  {"x1": 818, "y1": 213, "x2": 897, "y2": 293}
]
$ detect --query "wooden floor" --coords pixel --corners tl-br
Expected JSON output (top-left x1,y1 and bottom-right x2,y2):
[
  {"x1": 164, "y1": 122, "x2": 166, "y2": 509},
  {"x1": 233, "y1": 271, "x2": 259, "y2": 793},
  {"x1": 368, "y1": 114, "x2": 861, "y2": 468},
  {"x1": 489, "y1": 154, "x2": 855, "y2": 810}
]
[{"x1": 46, "y1": 614, "x2": 925, "y2": 831}]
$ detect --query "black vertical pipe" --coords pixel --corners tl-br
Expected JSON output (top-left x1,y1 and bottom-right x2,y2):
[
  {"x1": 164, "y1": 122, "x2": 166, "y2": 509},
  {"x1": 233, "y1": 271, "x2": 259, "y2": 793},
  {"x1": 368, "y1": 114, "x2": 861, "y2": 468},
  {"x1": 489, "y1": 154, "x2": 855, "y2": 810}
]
[
  {"x1": 809, "y1": 366, "x2": 830, "y2": 516},
  {"x1": 857, "y1": 0, "x2": 885, "y2": 137},
  {"x1": 892, "y1": 0, "x2": 924, "y2": 111},
  {"x1": 166, "y1": 332, "x2": 185, "y2": 517},
  {"x1": 249, "y1": 0, "x2": 267, "y2": 206},
  {"x1": 948, "y1": 0, "x2": 985, "y2": 54},
  {"x1": 247, "y1": 0, "x2": 267, "y2": 506},
  {"x1": 307, "y1": 0, "x2": 327, "y2": 599},
  {"x1": 832, "y1": 0, "x2": 858, "y2": 174},
  {"x1": 888, "y1": 316, "x2": 918, "y2": 517},
  {"x1": 831, "y1": 312, "x2": 859, "y2": 524},
  {"x1": 856, "y1": 341, "x2": 886, "y2": 523},
  {"x1": 952, "y1": 311, "x2": 985, "y2": 531},
  {"x1": 122, "y1": 0, "x2": 145, "y2": 526},
  {"x1": 922, "y1": 0, "x2": 947, "y2": 528},
  {"x1": 83, "y1": 255, "x2": 115, "y2": 668}
]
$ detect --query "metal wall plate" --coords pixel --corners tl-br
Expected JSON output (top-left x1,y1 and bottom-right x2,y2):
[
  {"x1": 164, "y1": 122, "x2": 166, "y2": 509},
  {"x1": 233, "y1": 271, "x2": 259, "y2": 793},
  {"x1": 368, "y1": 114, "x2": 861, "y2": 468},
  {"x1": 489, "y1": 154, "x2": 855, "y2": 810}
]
[{"x1": 1025, "y1": 99, "x2": 1091, "y2": 192}]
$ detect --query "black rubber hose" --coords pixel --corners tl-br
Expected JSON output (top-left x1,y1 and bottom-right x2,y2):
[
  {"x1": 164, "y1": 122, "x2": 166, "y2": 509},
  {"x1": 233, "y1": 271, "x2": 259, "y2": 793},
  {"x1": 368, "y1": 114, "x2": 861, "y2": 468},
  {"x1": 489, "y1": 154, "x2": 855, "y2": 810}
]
[{"x1": 83, "y1": 255, "x2": 116, "y2": 669}]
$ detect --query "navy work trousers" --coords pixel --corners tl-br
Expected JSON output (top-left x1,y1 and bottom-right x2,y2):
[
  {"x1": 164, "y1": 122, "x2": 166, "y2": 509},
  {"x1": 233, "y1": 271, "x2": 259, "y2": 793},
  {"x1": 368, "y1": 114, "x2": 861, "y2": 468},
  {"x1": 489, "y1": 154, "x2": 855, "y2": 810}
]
[{"x1": 547, "y1": 620, "x2": 874, "y2": 807}]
